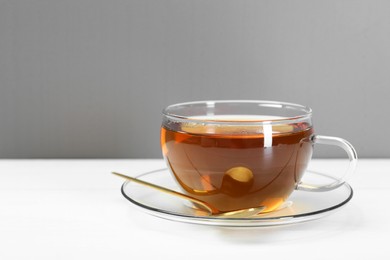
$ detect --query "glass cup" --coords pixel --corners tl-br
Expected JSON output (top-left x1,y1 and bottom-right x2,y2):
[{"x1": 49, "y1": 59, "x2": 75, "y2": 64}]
[{"x1": 161, "y1": 100, "x2": 357, "y2": 213}]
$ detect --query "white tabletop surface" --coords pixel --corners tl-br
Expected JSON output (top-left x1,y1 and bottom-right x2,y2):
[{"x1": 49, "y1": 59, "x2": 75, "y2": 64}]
[{"x1": 0, "y1": 159, "x2": 389, "y2": 259}]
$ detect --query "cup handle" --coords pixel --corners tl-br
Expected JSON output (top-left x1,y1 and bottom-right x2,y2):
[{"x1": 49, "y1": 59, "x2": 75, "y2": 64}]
[{"x1": 296, "y1": 135, "x2": 358, "y2": 192}]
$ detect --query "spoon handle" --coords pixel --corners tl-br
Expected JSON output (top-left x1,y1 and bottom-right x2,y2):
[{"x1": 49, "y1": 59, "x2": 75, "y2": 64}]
[{"x1": 111, "y1": 171, "x2": 216, "y2": 214}]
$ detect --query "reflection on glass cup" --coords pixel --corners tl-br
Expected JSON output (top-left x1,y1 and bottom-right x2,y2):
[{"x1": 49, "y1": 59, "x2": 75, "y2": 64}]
[{"x1": 161, "y1": 100, "x2": 357, "y2": 213}]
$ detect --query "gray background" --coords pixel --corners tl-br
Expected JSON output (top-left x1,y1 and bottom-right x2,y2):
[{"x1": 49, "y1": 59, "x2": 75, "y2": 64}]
[{"x1": 0, "y1": 0, "x2": 389, "y2": 158}]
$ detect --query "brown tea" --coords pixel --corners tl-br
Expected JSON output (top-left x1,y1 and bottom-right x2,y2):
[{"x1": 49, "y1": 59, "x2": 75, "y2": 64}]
[{"x1": 161, "y1": 119, "x2": 313, "y2": 213}]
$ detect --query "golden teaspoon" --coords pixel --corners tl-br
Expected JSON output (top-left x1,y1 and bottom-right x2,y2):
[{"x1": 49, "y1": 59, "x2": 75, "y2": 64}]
[{"x1": 112, "y1": 171, "x2": 265, "y2": 218}]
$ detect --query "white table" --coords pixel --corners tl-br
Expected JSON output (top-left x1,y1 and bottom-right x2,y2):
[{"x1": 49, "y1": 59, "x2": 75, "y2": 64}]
[{"x1": 0, "y1": 159, "x2": 388, "y2": 259}]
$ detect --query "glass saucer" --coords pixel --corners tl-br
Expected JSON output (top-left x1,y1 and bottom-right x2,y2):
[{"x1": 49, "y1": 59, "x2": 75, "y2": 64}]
[{"x1": 120, "y1": 168, "x2": 353, "y2": 227}]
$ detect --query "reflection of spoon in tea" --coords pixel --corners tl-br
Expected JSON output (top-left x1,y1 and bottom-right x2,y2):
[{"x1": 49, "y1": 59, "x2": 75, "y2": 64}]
[{"x1": 112, "y1": 171, "x2": 265, "y2": 218}]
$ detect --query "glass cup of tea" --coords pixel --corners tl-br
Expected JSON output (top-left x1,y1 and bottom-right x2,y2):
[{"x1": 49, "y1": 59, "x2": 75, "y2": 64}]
[{"x1": 161, "y1": 100, "x2": 357, "y2": 214}]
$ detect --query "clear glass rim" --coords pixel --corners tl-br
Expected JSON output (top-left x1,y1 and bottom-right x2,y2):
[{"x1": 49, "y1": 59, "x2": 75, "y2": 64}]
[{"x1": 162, "y1": 100, "x2": 312, "y2": 125}]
